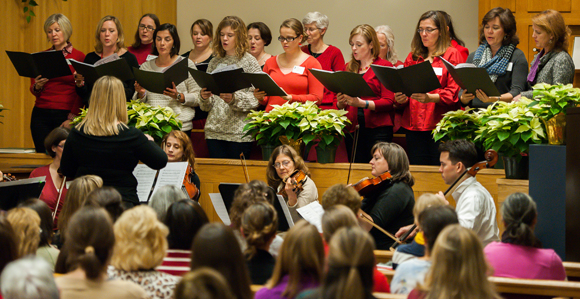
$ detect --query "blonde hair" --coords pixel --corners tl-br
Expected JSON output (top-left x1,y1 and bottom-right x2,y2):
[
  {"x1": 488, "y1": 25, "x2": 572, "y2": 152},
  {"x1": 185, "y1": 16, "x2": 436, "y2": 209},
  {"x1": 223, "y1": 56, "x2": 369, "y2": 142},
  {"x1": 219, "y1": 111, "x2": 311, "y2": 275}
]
[
  {"x1": 111, "y1": 205, "x2": 168, "y2": 271},
  {"x1": 413, "y1": 193, "x2": 447, "y2": 223},
  {"x1": 44, "y1": 14, "x2": 73, "y2": 43},
  {"x1": 6, "y1": 208, "x2": 41, "y2": 257},
  {"x1": 321, "y1": 184, "x2": 361, "y2": 215},
  {"x1": 78, "y1": 76, "x2": 128, "y2": 136},
  {"x1": 266, "y1": 220, "x2": 324, "y2": 298},
  {"x1": 94, "y1": 15, "x2": 125, "y2": 54},
  {"x1": 411, "y1": 11, "x2": 451, "y2": 60},
  {"x1": 375, "y1": 25, "x2": 399, "y2": 64},
  {"x1": 420, "y1": 224, "x2": 500, "y2": 299},
  {"x1": 57, "y1": 175, "x2": 103, "y2": 239},
  {"x1": 346, "y1": 24, "x2": 380, "y2": 73},
  {"x1": 532, "y1": 9, "x2": 571, "y2": 53},
  {"x1": 241, "y1": 202, "x2": 278, "y2": 259},
  {"x1": 212, "y1": 16, "x2": 249, "y2": 59},
  {"x1": 321, "y1": 205, "x2": 358, "y2": 242}
]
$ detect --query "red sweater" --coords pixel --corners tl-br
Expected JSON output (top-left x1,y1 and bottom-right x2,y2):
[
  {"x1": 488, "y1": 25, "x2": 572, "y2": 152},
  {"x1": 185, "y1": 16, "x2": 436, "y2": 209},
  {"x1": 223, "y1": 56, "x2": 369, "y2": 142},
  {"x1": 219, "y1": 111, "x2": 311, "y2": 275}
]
[
  {"x1": 29, "y1": 46, "x2": 85, "y2": 114},
  {"x1": 261, "y1": 55, "x2": 324, "y2": 112},
  {"x1": 398, "y1": 48, "x2": 461, "y2": 131},
  {"x1": 451, "y1": 40, "x2": 469, "y2": 63},
  {"x1": 343, "y1": 57, "x2": 395, "y2": 132},
  {"x1": 128, "y1": 43, "x2": 154, "y2": 65},
  {"x1": 301, "y1": 45, "x2": 345, "y2": 109}
]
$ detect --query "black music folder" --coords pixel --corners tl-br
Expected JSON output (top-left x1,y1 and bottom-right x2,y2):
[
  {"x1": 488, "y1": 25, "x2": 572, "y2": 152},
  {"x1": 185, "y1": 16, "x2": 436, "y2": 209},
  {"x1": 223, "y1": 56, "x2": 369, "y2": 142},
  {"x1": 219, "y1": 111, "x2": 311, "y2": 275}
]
[
  {"x1": 195, "y1": 63, "x2": 209, "y2": 72},
  {"x1": 70, "y1": 58, "x2": 134, "y2": 86},
  {"x1": 242, "y1": 72, "x2": 288, "y2": 97},
  {"x1": 6, "y1": 50, "x2": 72, "y2": 79},
  {"x1": 440, "y1": 57, "x2": 501, "y2": 96},
  {"x1": 133, "y1": 57, "x2": 188, "y2": 93},
  {"x1": 310, "y1": 69, "x2": 377, "y2": 97},
  {"x1": 371, "y1": 61, "x2": 442, "y2": 97},
  {"x1": 188, "y1": 67, "x2": 252, "y2": 94},
  {"x1": 0, "y1": 177, "x2": 46, "y2": 211}
]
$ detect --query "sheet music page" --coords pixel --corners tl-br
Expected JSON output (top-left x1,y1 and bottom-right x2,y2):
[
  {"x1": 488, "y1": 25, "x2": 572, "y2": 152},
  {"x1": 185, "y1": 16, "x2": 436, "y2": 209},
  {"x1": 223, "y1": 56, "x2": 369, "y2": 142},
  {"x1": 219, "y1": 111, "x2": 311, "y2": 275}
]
[
  {"x1": 209, "y1": 193, "x2": 231, "y2": 225},
  {"x1": 132, "y1": 164, "x2": 158, "y2": 203},
  {"x1": 0, "y1": 176, "x2": 46, "y2": 187},
  {"x1": 151, "y1": 162, "x2": 188, "y2": 195},
  {"x1": 94, "y1": 53, "x2": 120, "y2": 66},
  {"x1": 573, "y1": 37, "x2": 580, "y2": 70},
  {"x1": 211, "y1": 63, "x2": 239, "y2": 74},
  {"x1": 277, "y1": 195, "x2": 294, "y2": 228},
  {"x1": 296, "y1": 201, "x2": 325, "y2": 233}
]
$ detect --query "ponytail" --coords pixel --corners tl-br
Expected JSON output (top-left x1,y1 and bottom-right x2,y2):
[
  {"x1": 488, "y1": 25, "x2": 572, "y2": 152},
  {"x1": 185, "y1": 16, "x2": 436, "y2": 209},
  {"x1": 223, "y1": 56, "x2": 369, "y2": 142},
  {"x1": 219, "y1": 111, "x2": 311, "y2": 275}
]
[
  {"x1": 78, "y1": 246, "x2": 103, "y2": 280},
  {"x1": 241, "y1": 202, "x2": 278, "y2": 259},
  {"x1": 500, "y1": 193, "x2": 540, "y2": 247}
]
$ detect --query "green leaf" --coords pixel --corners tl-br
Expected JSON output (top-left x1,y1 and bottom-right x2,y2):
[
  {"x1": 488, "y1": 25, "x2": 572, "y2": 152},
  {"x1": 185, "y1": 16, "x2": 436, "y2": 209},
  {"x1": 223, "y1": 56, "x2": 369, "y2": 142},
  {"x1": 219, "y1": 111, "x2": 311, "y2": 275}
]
[
  {"x1": 29, "y1": 10, "x2": 35, "y2": 16},
  {"x1": 23, "y1": 6, "x2": 28, "y2": 12},
  {"x1": 521, "y1": 131, "x2": 533, "y2": 142},
  {"x1": 26, "y1": 15, "x2": 31, "y2": 23},
  {"x1": 508, "y1": 134, "x2": 520, "y2": 146},
  {"x1": 279, "y1": 119, "x2": 291, "y2": 129},
  {"x1": 497, "y1": 131, "x2": 510, "y2": 141},
  {"x1": 302, "y1": 133, "x2": 316, "y2": 145},
  {"x1": 161, "y1": 125, "x2": 172, "y2": 133},
  {"x1": 29, "y1": 0, "x2": 38, "y2": 6}
]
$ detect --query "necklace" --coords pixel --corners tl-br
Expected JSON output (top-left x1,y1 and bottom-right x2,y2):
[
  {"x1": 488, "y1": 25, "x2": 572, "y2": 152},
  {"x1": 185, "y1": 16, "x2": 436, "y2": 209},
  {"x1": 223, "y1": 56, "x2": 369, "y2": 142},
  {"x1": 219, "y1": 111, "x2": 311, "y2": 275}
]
[
  {"x1": 359, "y1": 64, "x2": 370, "y2": 72},
  {"x1": 257, "y1": 52, "x2": 267, "y2": 64}
]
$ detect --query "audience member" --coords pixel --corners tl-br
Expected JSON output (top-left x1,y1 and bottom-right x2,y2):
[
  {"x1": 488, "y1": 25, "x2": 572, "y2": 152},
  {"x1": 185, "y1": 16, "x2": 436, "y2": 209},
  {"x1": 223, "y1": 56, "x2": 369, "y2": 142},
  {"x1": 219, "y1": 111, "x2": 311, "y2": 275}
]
[
  {"x1": 6, "y1": 207, "x2": 41, "y2": 257},
  {"x1": 1, "y1": 256, "x2": 59, "y2": 299},
  {"x1": 149, "y1": 185, "x2": 188, "y2": 221},
  {"x1": 85, "y1": 187, "x2": 125, "y2": 223},
  {"x1": 0, "y1": 214, "x2": 19, "y2": 274},
  {"x1": 18, "y1": 199, "x2": 59, "y2": 269},
  {"x1": 174, "y1": 267, "x2": 235, "y2": 299},
  {"x1": 241, "y1": 202, "x2": 278, "y2": 284}
]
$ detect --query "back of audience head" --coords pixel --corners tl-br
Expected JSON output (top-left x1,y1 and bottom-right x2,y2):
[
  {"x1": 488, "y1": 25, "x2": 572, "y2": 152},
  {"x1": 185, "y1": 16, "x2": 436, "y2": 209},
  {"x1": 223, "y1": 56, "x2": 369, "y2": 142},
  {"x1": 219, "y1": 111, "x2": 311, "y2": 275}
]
[
  {"x1": 267, "y1": 220, "x2": 324, "y2": 298},
  {"x1": 321, "y1": 205, "x2": 358, "y2": 242},
  {"x1": 85, "y1": 186, "x2": 125, "y2": 223},
  {"x1": 6, "y1": 207, "x2": 41, "y2": 257},
  {"x1": 230, "y1": 180, "x2": 274, "y2": 229},
  {"x1": 174, "y1": 267, "x2": 235, "y2": 299},
  {"x1": 241, "y1": 202, "x2": 278, "y2": 259},
  {"x1": 149, "y1": 184, "x2": 188, "y2": 221},
  {"x1": 0, "y1": 214, "x2": 19, "y2": 273},
  {"x1": 18, "y1": 199, "x2": 54, "y2": 248},
  {"x1": 419, "y1": 205, "x2": 459, "y2": 254},
  {"x1": 501, "y1": 192, "x2": 540, "y2": 247},
  {"x1": 191, "y1": 223, "x2": 252, "y2": 299},
  {"x1": 413, "y1": 193, "x2": 448, "y2": 224},
  {"x1": 111, "y1": 205, "x2": 168, "y2": 271},
  {"x1": 165, "y1": 199, "x2": 209, "y2": 250},
  {"x1": 321, "y1": 184, "x2": 361, "y2": 215},
  {"x1": 1, "y1": 256, "x2": 59, "y2": 299},
  {"x1": 58, "y1": 175, "x2": 103, "y2": 235},
  {"x1": 323, "y1": 226, "x2": 376, "y2": 299},
  {"x1": 54, "y1": 206, "x2": 114, "y2": 279}
]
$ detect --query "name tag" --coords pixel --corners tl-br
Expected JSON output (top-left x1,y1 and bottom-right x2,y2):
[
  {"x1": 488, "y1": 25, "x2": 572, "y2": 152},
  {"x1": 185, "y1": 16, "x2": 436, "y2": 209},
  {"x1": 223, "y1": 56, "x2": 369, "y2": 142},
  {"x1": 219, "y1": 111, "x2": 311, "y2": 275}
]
[
  {"x1": 507, "y1": 62, "x2": 513, "y2": 72},
  {"x1": 146, "y1": 54, "x2": 157, "y2": 61},
  {"x1": 292, "y1": 66, "x2": 305, "y2": 75},
  {"x1": 433, "y1": 67, "x2": 443, "y2": 76}
]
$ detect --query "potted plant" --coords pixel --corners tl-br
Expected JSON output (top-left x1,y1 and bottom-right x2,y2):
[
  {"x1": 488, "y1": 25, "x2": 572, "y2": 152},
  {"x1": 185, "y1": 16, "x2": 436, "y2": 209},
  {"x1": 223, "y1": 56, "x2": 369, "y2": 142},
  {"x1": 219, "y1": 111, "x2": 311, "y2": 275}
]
[
  {"x1": 306, "y1": 109, "x2": 350, "y2": 163},
  {"x1": 243, "y1": 110, "x2": 283, "y2": 160},
  {"x1": 433, "y1": 108, "x2": 481, "y2": 143}
]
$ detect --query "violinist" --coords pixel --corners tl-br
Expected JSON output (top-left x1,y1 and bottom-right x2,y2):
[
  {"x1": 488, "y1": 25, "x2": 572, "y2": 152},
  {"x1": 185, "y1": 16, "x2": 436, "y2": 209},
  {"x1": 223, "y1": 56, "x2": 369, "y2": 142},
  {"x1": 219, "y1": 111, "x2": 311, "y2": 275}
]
[
  {"x1": 162, "y1": 130, "x2": 200, "y2": 201},
  {"x1": 266, "y1": 145, "x2": 318, "y2": 222},
  {"x1": 360, "y1": 142, "x2": 415, "y2": 250}
]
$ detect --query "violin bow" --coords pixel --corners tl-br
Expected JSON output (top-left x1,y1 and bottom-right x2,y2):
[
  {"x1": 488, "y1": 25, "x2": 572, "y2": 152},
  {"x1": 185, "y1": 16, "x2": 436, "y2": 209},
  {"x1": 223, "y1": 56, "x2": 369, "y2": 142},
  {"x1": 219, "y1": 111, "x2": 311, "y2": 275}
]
[
  {"x1": 239, "y1": 153, "x2": 250, "y2": 183},
  {"x1": 346, "y1": 125, "x2": 360, "y2": 185},
  {"x1": 52, "y1": 175, "x2": 66, "y2": 222},
  {"x1": 360, "y1": 213, "x2": 402, "y2": 244}
]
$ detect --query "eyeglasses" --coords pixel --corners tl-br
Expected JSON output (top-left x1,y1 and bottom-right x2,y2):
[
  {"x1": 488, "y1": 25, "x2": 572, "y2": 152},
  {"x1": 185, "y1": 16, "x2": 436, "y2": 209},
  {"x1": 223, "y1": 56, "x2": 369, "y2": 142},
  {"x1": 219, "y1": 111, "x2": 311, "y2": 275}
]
[
  {"x1": 417, "y1": 28, "x2": 438, "y2": 34},
  {"x1": 304, "y1": 27, "x2": 318, "y2": 33},
  {"x1": 273, "y1": 160, "x2": 292, "y2": 169},
  {"x1": 139, "y1": 25, "x2": 156, "y2": 32},
  {"x1": 278, "y1": 36, "x2": 299, "y2": 42}
]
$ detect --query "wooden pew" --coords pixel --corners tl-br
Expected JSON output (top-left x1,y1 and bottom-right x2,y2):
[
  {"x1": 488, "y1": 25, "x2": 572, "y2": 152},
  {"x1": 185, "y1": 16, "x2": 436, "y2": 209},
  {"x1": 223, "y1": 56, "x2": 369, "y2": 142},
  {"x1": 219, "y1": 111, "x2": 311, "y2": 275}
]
[
  {"x1": 489, "y1": 276, "x2": 580, "y2": 298},
  {"x1": 565, "y1": 262, "x2": 580, "y2": 279},
  {"x1": 378, "y1": 268, "x2": 396, "y2": 282},
  {"x1": 374, "y1": 250, "x2": 394, "y2": 264},
  {"x1": 373, "y1": 293, "x2": 407, "y2": 299}
]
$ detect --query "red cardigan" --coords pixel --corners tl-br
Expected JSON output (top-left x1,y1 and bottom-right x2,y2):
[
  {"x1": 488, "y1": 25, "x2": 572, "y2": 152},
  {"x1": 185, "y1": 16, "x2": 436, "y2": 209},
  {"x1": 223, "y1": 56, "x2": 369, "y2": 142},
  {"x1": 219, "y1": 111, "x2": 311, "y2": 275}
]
[
  {"x1": 128, "y1": 43, "x2": 154, "y2": 65},
  {"x1": 398, "y1": 48, "x2": 461, "y2": 131},
  {"x1": 261, "y1": 55, "x2": 324, "y2": 112},
  {"x1": 301, "y1": 45, "x2": 345, "y2": 109},
  {"x1": 451, "y1": 40, "x2": 469, "y2": 63},
  {"x1": 343, "y1": 57, "x2": 395, "y2": 132}
]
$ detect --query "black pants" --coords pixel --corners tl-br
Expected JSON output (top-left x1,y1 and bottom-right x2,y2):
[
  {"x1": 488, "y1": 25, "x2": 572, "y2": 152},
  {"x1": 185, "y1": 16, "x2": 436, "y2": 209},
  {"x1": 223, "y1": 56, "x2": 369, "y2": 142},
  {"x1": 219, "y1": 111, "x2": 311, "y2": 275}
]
[
  {"x1": 30, "y1": 107, "x2": 69, "y2": 153},
  {"x1": 206, "y1": 139, "x2": 253, "y2": 159},
  {"x1": 345, "y1": 126, "x2": 393, "y2": 163},
  {"x1": 404, "y1": 129, "x2": 441, "y2": 166}
]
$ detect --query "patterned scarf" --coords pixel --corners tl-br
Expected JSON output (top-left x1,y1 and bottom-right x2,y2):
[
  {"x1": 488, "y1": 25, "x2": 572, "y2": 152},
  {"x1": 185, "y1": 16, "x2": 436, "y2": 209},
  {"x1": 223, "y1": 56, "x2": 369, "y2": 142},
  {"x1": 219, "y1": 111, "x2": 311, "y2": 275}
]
[{"x1": 472, "y1": 41, "x2": 516, "y2": 82}]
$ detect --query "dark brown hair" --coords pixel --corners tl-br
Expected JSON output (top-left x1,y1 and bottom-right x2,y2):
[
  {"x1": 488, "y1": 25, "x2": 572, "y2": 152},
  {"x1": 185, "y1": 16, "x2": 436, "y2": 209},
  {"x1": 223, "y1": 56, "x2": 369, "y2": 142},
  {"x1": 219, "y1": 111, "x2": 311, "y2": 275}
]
[
  {"x1": 247, "y1": 22, "x2": 272, "y2": 46},
  {"x1": 241, "y1": 202, "x2": 278, "y2": 259},
  {"x1": 411, "y1": 11, "x2": 450, "y2": 60},
  {"x1": 165, "y1": 199, "x2": 209, "y2": 250},
  {"x1": 371, "y1": 142, "x2": 414, "y2": 187},
  {"x1": 0, "y1": 214, "x2": 19, "y2": 273},
  {"x1": 152, "y1": 23, "x2": 181, "y2": 57},
  {"x1": 419, "y1": 205, "x2": 459, "y2": 252},
  {"x1": 85, "y1": 187, "x2": 124, "y2": 223},
  {"x1": 479, "y1": 7, "x2": 519, "y2": 46},
  {"x1": 229, "y1": 180, "x2": 273, "y2": 229},
  {"x1": 44, "y1": 127, "x2": 70, "y2": 158},
  {"x1": 190, "y1": 19, "x2": 214, "y2": 39},
  {"x1": 321, "y1": 184, "x2": 361, "y2": 215},
  {"x1": 174, "y1": 267, "x2": 235, "y2": 299},
  {"x1": 501, "y1": 192, "x2": 540, "y2": 247},
  {"x1": 266, "y1": 145, "x2": 310, "y2": 189},
  {"x1": 438, "y1": 139, "x2": 478, "y2": 170},
  {"x1": 438, "y1": 11, "x2": 466, "y2": 47},
  {"x1": 132, "y1": 13, "x2": 160, "y2": 48}
]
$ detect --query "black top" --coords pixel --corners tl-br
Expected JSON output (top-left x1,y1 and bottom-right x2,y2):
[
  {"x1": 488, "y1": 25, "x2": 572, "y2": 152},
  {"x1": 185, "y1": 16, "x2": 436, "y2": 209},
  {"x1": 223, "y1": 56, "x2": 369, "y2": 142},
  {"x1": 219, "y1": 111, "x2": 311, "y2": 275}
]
[
  {"x1": 361, "y1": 181, "x2": 415, "y2": 249},
  {"x1": 246, "y1": 249, "x2": 276, "y2": 285},
  {"x1": 61, "y1": 125, "x2": 168, "y2": 204},
  {"x1": 180, "y1": 52, "x2": 213, "y2": 120},
  {"x1": 75, "y1": 51, "x2": 139, "y2": 107}
]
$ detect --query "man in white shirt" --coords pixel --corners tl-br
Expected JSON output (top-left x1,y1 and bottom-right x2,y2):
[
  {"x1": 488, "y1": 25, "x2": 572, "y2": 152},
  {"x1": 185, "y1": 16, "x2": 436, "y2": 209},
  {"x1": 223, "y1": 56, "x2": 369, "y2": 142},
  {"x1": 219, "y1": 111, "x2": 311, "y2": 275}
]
[{"x1": 437, "y1": 140, "x2": 499, "y2": 246}]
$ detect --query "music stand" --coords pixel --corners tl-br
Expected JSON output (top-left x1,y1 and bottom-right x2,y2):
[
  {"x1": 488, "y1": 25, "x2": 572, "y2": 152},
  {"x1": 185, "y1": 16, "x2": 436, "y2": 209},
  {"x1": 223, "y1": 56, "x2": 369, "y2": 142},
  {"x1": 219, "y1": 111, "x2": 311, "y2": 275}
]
[{"x1": 0, "y1": 176, "x2": 46, "y2": 211}]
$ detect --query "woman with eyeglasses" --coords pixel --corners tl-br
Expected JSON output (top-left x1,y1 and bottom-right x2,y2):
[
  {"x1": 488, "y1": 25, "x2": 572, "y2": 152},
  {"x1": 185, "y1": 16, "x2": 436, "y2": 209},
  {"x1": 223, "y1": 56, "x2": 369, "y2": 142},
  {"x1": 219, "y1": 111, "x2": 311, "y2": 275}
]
[
  {"x1": 266, "y1": 145, "x2": 318, "y2": 222},
  {"x1": 128, "y1": 13, "x2": 160, "y2": 65},
  {"x1": 301, "y1": 11, "x2": 345, "y2": 109},
  {"x1": 394, "y1": 11, "x2": 461, "y2": 166},
  {"x1": 255, "y1": 18, "x2": 324, "y2": 112}
]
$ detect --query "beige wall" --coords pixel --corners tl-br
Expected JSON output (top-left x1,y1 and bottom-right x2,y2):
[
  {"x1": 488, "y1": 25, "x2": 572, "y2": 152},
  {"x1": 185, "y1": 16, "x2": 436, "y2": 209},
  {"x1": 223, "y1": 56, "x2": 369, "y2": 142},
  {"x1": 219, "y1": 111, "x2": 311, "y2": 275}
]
[{"x1": 176, "y1": 0, "x2": 480, "y2": 62}]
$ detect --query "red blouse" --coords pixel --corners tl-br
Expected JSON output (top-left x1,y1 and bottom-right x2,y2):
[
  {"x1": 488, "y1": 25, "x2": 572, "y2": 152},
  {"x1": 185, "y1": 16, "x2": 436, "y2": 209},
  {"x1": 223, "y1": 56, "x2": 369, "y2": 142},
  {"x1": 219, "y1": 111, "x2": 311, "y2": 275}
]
[
  {"x1": 29, "y1": 165, "x2": 68, "y2": 227},
  {"x1": 301, "y1": 45, "x2": 345, "y2": 109},
  {"x1": 451, "y1": 39, "x2": 469, "y2": 63}
]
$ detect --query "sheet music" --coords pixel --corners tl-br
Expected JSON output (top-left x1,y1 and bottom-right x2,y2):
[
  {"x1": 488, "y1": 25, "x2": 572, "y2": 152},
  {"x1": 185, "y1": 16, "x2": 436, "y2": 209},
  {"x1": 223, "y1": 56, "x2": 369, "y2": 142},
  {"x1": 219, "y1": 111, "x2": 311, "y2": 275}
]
[
  {"x1": 573, "y1": 37, "x2": 580, "y2": 69},
  {"x1": 211, "y1": 63, "x2": 239, "y2": 74},
  {"x1": 151, "y1": 162, "x2": 188, "y2": 195},
  {"x1": 0, "y1": 176, "x2": 46, "y2": 187},
  {"x1": 132, "y1": 164, "x2": 158, "y2": 203},
  {"x1": 209, "y1": 193, "x2": 231, "y2": 225},
  {"x1": 277, "y1": 195, "x2": 294, "y2": 228},
  {"x1": 296, "y1": 201, "x2": 325, "y2": 233},
  {"x1": 94, "y1": 53, "x2": 120, "y2": 66}
]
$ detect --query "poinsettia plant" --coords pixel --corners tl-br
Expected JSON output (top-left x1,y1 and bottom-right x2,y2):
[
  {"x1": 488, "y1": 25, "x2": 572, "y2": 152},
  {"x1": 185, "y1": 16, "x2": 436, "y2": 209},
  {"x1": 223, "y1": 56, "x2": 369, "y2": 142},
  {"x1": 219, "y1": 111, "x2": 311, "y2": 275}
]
[
  {"x1": 528, "y1": 83, "x2": 580, "y2": 120},
  {"x1": 432, "y1": 108, "x2": 481, "y2": 143},
  {"x1": 308, "y1": 109, "x2": 350, "y2": 150}
]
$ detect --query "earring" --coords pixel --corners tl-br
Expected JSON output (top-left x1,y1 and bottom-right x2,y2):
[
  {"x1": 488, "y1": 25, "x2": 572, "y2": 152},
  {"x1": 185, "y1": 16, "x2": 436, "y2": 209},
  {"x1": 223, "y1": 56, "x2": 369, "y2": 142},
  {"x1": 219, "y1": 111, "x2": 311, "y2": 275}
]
[{"x1": 549, "y1": 39, "x2": 553, "y2": 44}]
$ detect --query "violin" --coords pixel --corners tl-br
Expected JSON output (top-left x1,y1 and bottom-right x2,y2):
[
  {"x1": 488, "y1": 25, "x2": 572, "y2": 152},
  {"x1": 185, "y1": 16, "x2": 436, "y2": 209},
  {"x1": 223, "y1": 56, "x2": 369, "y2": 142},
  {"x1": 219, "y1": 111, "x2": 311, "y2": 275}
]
[
  {"x1": 183, "y1": 164, "x2": 200, "y2": 200},
  {"x1": 279, "y1": 169, "x2": 307, "y2": 197},
  {"x1": 2, "y1": 172, "x2": 16, "y2": 182},
  {"x1": 352, "y1": 171, "x2": 392, "y2": 197}
]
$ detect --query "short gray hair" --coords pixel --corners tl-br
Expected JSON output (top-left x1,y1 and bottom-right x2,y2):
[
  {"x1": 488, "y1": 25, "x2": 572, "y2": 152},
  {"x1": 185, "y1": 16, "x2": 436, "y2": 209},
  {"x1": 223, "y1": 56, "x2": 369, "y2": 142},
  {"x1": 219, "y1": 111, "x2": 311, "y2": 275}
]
[
  {"x1": 375, "y1": 25, "x2": 399, "y2": 64},
  {"x1": 149, "y1": 185, "x2": 188, "y2": 221},
  {"x1": 1, "y1": 256, "x2": 59, "y2": 299},
  {"x1": 44, "y1": 13, "x2": 73, "y2": 43},
  {"x1": 302, "y1": 11, "x2": 329, "y2": 30}
]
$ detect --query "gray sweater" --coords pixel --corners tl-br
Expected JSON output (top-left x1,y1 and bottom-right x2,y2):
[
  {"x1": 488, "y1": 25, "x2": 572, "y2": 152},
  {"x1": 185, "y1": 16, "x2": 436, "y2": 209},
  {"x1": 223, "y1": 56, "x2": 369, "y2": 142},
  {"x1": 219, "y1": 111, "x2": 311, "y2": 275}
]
[{"x1": 521, "y1": 50, "x2": 575, "y2": 99}]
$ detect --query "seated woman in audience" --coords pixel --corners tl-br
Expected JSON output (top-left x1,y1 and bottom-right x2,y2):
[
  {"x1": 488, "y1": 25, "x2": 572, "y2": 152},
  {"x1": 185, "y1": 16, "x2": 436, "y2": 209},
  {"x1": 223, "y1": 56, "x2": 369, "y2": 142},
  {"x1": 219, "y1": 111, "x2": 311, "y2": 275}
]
[
  {"x1": 394, "y1": 11, "x2": 461, "y2": 166},
  {"x1": 197, "y1": 16, "x2": 261, "y2": 159},
  {"x1": 408, "y1": 224, "x2": 501, "y2": 299},
  {"x1": 6, "y1": 207, "x2": 40, "y2": 258},
  {"x1": 1, "y1": 256, "x2": 59, "y2": 299},
  {"x1": 54, "y1": 206, "x2": 147, "y2": 298},
  {"x1": 460, "y1": 7, "x2": 528, "y2": 108},
  {"x1": 375, "y1": 25, "x2": 403, "y2": 67},
  {"x1": 241, "y1": 202, "x2": 278, "y2": 284},
  {"x1": 391, "y1": 205, "x2": 459, "y2": 294},
  {"x1": 266, "y1": 145, "x2": 318, "y2": 222},
  {"x1": 85, "y1": 187, "x2": 125, "y2": 222},
  {"x1": 484, "y1": 192, "x2": 566, "y2": 280},
  {"x1": 301, "y1": 12, "x2": 344, "y2": 109},
  {"x1": 248, "y1": 22, "x2": 273, "y2": 67},
  {"x1": 158, "y1": 199, "x2": 209, "y2": 276},
  {"x1": 360, "y1": 142, "x2": 415, "y2": 249},
  {"x1": 62, "y1": 76, "x2": 168, "y2": 207},
  {"x1": 174, "y1": 267, "x2": 235, "y2": 299},
  {"x1": 518, "y1": 9, "x2": 574, "y2": 100},
  {"x1": 127, "y1": 13, "x2": 160, "y2": 65},
  {"x1": 182, "y1": 19, "x2": 214, "y2": 66},
  {"x1": 149, "y1": 185, "x2": 188, "y2": 221},
  {"x1": 191, "y1": 223, "x2": 253, "y2": 299},
  {"x1": 255, "y1": 220, "x2": 324, "y2": 299},
  {"x1": 74, "y1": 15, "x2": 138, "y2": 106},
  {"x1": 162, "y1": 130, "x2": 200, "y2": 200},
  {"x1": 19, "y1": 199, "x2": 60, "y2": 269},
  {"x1": 438, "y1": 11, "x2": 469, "y2": 62},
  {"x1": 29, "y1": 127, "x2": 70, "y2": 225},
  {"x1": 109, "y1": 205, "x2": 179, "y2": 299},
  {"x1": 337, "y1": 24, "x2": 396, "y2": 163},
  {"x1": 256, "y1": 18, "x2": 323, "y2": 112},
  {"x1": 134, "y1": 23, "x2": 201, "y2": 134},
  {"x1": 0, "y1": 214, "x2": 19, "y2": 275},
  {"x1": 29, "y1": 13, "x2": 84, "y2": 153}
]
